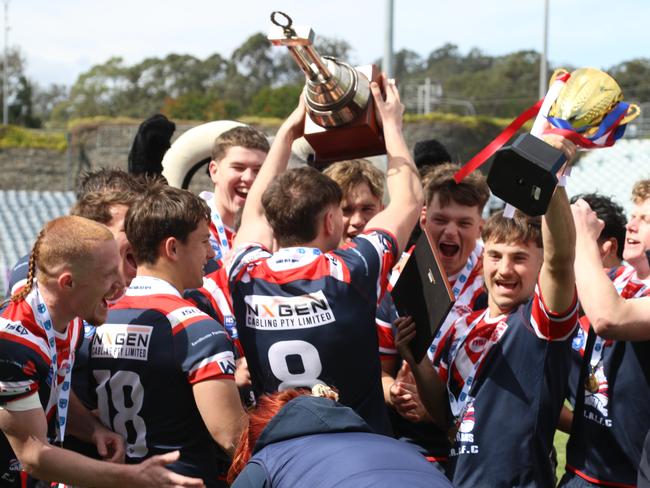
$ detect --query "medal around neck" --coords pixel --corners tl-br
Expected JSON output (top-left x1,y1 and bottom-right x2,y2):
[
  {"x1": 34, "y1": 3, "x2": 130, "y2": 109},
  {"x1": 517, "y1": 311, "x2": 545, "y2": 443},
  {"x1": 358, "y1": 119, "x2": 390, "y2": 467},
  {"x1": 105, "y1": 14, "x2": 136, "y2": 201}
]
[
  {"x1": 268, "y1": 11, "x2": 386, "y2": 168},
  {"x1": 487, "y1": 67, "x2": 640, "y2": 217}
]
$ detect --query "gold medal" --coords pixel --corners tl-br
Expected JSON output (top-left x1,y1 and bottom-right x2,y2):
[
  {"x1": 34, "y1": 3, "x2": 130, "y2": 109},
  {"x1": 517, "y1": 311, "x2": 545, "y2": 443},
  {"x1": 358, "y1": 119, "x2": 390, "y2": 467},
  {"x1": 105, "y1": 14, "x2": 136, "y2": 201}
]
[{"x1": 585, "y1": 373, "x2": 599, "y2": 393}]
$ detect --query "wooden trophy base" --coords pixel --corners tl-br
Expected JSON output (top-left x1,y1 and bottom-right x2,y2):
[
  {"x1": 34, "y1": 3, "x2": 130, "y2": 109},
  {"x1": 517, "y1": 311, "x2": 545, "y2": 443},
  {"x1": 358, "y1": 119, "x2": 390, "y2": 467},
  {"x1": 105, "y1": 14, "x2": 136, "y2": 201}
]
[{"x1": 304, "y1": 64, "x2": 386, "y2": 169}]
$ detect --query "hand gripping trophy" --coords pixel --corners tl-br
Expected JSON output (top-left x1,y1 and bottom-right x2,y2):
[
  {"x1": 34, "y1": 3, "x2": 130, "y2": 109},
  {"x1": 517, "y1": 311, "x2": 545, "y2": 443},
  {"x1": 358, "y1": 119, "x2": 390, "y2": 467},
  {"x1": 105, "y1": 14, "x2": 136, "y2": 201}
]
[
  {"x1": 268, "y1": 11, "x2": 386, "y2": 168},
  {"x1": 454, "y1": 67, "x2": 640, "y2": 216}
]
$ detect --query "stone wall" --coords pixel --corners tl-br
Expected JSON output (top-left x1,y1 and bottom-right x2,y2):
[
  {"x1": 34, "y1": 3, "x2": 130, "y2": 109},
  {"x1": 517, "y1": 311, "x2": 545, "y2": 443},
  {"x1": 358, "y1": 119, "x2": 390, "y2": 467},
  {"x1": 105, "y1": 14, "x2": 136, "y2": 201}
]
[{"x1": 0, "y1": 117, "x2": 504, "y2": 192}]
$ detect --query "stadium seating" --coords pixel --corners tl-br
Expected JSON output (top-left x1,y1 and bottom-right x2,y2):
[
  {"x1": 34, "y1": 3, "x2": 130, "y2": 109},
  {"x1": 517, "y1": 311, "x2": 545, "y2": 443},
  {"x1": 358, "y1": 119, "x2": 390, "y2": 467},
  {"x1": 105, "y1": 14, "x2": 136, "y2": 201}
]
[{"x1": 0, "y1": 190, "x2": 75, "y2": 294}]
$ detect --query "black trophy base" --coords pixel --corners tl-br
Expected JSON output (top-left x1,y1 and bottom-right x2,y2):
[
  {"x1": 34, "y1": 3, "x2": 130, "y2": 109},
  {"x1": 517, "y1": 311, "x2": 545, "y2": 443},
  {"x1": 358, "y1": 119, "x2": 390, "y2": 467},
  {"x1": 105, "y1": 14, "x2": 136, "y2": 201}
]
[{"x1": 487, "y1": 133, "x2": 566, "y2": 217}]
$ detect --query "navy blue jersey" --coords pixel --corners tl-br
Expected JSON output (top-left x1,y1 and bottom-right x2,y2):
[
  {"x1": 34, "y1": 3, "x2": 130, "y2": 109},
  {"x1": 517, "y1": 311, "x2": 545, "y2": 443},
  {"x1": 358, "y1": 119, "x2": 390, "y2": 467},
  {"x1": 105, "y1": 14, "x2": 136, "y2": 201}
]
[
  {"x1": 438, "y1": 285, "x2": 578, "y2": 488},
  {"x1": 564, "y1": 266, "x2": 650, "y2": 487},
  {"x1": 0, "y1": 289, "x2": 83, "y2": 485},
  {"x1": 89, "y1": 276, "x2": 237, "y2": 487},
  {"x1": 227, "y1": 230, "x2": 398, "y2": 435}
]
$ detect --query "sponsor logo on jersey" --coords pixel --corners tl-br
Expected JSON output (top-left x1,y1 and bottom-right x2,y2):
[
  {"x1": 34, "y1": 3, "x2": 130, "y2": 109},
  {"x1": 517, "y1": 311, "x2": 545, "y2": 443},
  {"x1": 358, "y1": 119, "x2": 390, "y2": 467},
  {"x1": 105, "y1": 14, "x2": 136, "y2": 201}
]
[
  {"x1": 244, "y1": 291, "x2": 335, "y2": 330},
  {"x1": 468, "y1": 337, "x2": 488, "y2": 353},
  {"x1": 2, "y1": 321, "x2": 30, "y2": 336},
  {"x1": 92, "y1": 324, "x2": 153, "y2": 361}
]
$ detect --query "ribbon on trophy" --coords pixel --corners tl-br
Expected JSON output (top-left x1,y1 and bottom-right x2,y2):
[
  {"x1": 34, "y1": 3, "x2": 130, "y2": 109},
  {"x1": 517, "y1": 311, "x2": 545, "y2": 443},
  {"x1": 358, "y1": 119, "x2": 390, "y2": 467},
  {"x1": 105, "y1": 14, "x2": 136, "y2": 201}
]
[{"x1": 453, "y1": 68, "x2": 640, "y2": 185}]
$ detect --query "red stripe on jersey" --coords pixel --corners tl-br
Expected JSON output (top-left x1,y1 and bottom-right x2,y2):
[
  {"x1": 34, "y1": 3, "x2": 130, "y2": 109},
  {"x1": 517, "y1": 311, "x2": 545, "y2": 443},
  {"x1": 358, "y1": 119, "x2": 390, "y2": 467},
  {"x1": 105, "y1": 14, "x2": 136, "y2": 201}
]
[
  {"x1": 0, "y1": 331, "x2": 50, "y2": 364},
  {"x1": 530, "y1": 284, "x2": 578, "y2": 341},
  {"x1": 172, "y1": 313, "x2": 209, "y2": 336},
  {"x1": 247, "y1": 255, "x2": 352, "y2": 285},
  {"x1": 189, "y1": 286, "x2": 225, "y2": 323},
  {"x1": 188, "y1": 363, "x2": 235, "y2": 384},
  {"x1": 376, "y1": 320, "x2": 397, "y2": 355},
  {"x1": 566, "y1": 464, "x2": 636, "y2": 488}
]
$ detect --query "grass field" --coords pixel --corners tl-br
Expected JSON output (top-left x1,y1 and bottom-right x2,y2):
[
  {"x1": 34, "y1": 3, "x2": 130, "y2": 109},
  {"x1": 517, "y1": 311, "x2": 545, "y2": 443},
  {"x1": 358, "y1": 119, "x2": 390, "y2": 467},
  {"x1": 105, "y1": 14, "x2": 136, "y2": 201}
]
[{"x1": 554, "y1": 429, "x2": 570, "y2": 482}]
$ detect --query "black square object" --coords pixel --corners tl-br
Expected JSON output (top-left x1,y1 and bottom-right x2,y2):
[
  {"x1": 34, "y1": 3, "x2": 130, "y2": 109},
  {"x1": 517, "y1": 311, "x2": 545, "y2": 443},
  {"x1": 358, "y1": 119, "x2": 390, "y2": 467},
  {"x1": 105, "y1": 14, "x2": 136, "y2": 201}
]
[
  {"x1": 391, "y1": 231, "x2": 455, "y2": 363},
  {"x1": 487, "y1": 133, "x2": 566, "y2": 217}
]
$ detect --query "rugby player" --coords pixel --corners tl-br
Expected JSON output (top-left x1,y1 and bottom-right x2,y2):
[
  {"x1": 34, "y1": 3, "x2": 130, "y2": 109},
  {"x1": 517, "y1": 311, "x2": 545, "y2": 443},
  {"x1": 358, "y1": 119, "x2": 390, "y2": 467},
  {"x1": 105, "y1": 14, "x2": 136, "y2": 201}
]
[
  {"x1": 227, "y1": 75, "x2": 423, "y2": 435},
  {"x1": 396, "y1": 135, "x2": 579, "y2": 487},
  {"x1": 1, "y1": 216, "x2": 202, "y2": 487},
  {"x1": 89, "y1": 184, "x2": 246, "y2": 487},
  {"x1": 558, "y1": 193, "x2": 649, "y2": 487}
]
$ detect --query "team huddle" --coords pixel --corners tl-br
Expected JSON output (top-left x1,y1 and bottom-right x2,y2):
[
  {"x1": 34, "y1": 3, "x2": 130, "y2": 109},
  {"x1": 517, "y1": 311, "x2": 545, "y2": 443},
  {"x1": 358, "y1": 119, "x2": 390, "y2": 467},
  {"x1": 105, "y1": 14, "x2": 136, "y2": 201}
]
[{"x1": 1, "y1": 76, "x2": 650, "y2": 488}]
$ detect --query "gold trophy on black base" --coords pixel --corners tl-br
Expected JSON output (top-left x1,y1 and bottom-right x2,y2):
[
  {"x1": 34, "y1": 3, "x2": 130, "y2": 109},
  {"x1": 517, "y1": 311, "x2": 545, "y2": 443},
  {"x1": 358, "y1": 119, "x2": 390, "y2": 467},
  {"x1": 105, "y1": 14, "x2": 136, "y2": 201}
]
[{"x1": 268, "y1": 11, "x2": 386, "y2": 168}]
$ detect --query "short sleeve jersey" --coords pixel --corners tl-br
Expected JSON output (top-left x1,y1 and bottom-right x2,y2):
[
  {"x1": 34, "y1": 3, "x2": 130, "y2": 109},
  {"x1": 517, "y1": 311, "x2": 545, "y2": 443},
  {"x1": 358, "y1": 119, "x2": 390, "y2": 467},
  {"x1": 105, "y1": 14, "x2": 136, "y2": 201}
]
[
  {"x1": 0, "y1": 288, "x2": 83, "y2": 484},
  {"x1": 228, "y1": 230, "x2": 398, "y2": 435},
  {"x1": 438, "y1": 284, "x2": 578, "y2": 488},
  {"x1": 89, "y1": 276, "x2": 236, "y2": 487},
  {"x1": 565, "y1": 265, "x2": 650, "y2": 487}
]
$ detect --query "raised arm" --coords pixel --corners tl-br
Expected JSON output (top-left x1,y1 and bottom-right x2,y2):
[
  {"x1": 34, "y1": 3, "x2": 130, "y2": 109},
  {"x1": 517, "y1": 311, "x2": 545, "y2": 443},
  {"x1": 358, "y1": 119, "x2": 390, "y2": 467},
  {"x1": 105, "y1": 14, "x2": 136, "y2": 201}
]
[
  {"x1": 537, "y1": 135, "x2": 577, "y2": 313},
  {"x1": 365, "y1": 76, "x2": 423, "y2": 254},
  {"x1": 233, "y1": 98, "x2": 306, "y2": 249},
  {"x1": 573, "y1": 199, "x2": 650, "y2": 340}
]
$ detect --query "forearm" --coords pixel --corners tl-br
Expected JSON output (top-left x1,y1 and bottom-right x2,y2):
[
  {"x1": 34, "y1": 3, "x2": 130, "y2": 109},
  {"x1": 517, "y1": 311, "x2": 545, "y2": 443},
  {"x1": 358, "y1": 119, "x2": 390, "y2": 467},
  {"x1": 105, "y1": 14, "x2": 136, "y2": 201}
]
[
  {"x1": 20, "y1": 438, "x2": 134, "y2": 487},
  {"x1": 408, "y1": 359, "x2": 448, "y2": 429},
  {"x1": 66, "y1": 392, "x2": 102, "y2": 443},
  {"x1": 574, "y1": 235, "x2": 650, "y2": 339},
  {"x1": 540, "y1": 186, "x2": 576, "y2": 312},
  {"x1": 369, "y1": 123, "x2": 423, "y2": 252},
  {"x1": 381, "y1": 369, "x2": 395, "y2": 405}
]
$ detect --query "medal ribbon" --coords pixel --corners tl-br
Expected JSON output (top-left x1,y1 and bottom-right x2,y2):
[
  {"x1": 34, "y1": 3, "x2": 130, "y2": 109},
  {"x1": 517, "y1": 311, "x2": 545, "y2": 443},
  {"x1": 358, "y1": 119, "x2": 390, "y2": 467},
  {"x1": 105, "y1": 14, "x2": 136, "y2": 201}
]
[
  {"x1": 429, "y1": 242, "x2": 483, "y2": 359},
  {"x1": 26, "y1": 288, "x2": 73, "y2": 443},
  {"x1": 199, "y1": 191, "x2": 232, "y2": 260},
  {"x1": 446, "y1": 309, "x2": 507, "y2": 420}
]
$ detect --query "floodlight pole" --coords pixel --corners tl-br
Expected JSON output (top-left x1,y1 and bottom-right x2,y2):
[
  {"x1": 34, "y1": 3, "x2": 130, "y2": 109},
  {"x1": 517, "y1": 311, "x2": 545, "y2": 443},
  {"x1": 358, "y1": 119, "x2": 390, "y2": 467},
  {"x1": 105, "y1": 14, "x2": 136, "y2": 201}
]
[
  {"x1": 2, "y1": 0, "x2": 8, "y2": 125},
  {"x1": 383, "y1": 0, "x2": 394, "y2": 79},
  {"x1": 539, "y1": 0, "x2": 549, "y2": 99}
]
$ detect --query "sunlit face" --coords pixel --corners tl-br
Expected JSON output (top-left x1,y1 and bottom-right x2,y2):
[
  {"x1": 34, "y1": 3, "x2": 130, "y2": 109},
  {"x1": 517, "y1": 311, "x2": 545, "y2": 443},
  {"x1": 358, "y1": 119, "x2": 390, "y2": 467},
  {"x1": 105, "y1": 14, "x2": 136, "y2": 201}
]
[
  {"x1": 209, "y1": 146, "x2": 266, "y2": 225},
  {"x1": 421, "y1": 194, "x2": 483, "y2": 275},
  {"x1": 176, "y1": 220, "x2": 215, "y2": 290},
  {"x1": 341, "y1": 182, "x2": 382, "y2": 243},
  {"x1": 104, "y1": 204, "x2": 137, "y2": 287},
  {"x1": 623, "y1": 198, "x2": 650, "y2": 267},
  {"x1": 483, "y1": 239, "x2": 543, "y2": 316},
  {"x1": 71, "y1": 239, "x2": 124, "y2": 326}
]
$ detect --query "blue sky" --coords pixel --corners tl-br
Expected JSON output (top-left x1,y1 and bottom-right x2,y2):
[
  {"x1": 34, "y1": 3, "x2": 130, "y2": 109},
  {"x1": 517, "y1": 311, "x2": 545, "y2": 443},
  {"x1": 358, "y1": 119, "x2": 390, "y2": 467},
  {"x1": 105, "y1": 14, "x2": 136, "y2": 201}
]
[{"x1": 7, "y1": 0, "x2": 650, "y2": 87}]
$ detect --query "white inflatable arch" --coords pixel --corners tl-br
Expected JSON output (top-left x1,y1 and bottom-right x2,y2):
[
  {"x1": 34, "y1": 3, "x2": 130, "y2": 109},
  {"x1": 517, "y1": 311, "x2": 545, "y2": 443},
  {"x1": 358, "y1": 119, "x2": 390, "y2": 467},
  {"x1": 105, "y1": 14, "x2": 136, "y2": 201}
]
[{"x1": 162, "y1": 120, "x2": 245, "y2": 188}]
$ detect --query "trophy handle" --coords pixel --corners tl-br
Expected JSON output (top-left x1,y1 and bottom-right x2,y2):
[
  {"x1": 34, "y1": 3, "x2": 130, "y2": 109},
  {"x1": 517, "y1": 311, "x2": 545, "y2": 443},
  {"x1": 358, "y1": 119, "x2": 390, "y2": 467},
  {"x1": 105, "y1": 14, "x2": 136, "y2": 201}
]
[
  {"x1": 622, "y1": 103, "x2": 641, "y2": 125},
  {"x1": 269, "y1": 11, "x2": 332, "y2": 82}
]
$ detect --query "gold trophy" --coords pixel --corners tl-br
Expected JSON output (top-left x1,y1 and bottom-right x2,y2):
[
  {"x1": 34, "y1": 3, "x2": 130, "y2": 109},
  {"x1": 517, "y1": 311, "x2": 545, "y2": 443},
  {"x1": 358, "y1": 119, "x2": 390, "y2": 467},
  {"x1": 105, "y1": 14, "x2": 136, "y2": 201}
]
[
  {"x1": 268, "y1": 11, "x2": 385, "y2": 168},
  {"x1": 487, "y1": 67, "x2": 640, "y2": 216}
]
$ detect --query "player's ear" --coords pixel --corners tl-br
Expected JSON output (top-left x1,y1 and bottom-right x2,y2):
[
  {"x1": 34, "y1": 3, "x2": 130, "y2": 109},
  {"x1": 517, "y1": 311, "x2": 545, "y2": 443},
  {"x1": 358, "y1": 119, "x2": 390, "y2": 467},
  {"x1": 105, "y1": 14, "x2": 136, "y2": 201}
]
[
  {"x1": 419, "y1": 206, "x2": 428, "y2": 230},
  {"x1": 208, "y1": 160, "x2": 220, "y2": 184},
  {"x1": 161, "y1": 237, "x2": 179, "y2": 261}
]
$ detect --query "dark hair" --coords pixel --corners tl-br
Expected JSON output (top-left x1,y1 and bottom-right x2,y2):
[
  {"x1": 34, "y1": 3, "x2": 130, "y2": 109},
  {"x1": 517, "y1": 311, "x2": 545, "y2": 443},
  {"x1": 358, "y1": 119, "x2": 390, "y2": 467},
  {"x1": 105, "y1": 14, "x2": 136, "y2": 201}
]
[
  {"x1": 413, "y1": 138, "x2": 452, "y2": 171},
  {"x1": 482, "y1": 210, "x2": 542, "y2": 248},
  {"x1": 125, "y1": 183, "x2": 210, "y2": 265},
  {"x1": 211, "y1": 126, "x2": 270, "y2": 162},
  {"x1": 71, "y1": 191, "x2": 140, "y2": 225},
  {"x1": 262, "y1": 167, "x2": 343, "y2": 247},
  {"x1": 424, "y1": 163, "x2": 490, "y2": 210},
  {"x1": 570, "y1": 193, "x2": 626, "y2": 260},
  {"x1": 76, "y1": 168, "x2": 147, "y2": 200}
]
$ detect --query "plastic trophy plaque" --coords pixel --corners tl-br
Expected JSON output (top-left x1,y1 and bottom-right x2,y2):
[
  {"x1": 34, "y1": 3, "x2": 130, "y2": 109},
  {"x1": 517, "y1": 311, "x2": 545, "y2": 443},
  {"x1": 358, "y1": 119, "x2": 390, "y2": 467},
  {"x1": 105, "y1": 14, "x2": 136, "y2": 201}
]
[
  {"x1": 268, "y1": 11, "x2": 386, "y2": 168},
  {"x1": 487, "y1": 134, "x2": 566, "y2": 217}
]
